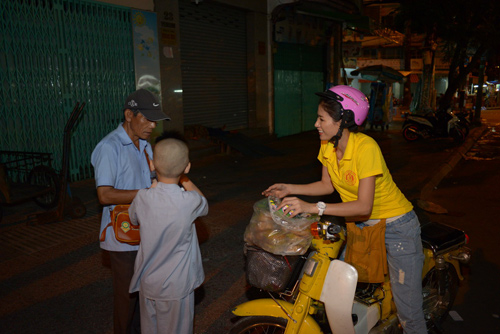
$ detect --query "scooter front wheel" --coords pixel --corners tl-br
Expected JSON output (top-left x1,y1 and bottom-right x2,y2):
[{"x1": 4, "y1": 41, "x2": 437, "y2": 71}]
[{"x1": 230, "y1": 316, "x2": 287, "y2": 334}]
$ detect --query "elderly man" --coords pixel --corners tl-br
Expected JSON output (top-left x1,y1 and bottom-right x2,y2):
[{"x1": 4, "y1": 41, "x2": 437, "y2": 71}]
[{"x1": 91, "y1": 89, "x2": 169, "y2": 334}]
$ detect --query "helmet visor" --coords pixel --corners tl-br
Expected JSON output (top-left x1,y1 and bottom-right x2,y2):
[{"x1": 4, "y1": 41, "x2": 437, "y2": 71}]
[{"x1": 315, "y1": 90, "x2": 344, "y2": 102}]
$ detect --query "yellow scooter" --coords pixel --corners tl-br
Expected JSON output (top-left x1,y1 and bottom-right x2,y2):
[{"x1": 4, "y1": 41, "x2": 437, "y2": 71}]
[{"x1": 230, "y1": 220, "x2": 470, "y2": 334}]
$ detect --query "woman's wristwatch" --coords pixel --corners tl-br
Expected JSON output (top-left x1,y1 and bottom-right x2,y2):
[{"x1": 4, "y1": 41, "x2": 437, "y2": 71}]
[{"x1": 317, "y1": 201, "x2": 326, "y2": 216}]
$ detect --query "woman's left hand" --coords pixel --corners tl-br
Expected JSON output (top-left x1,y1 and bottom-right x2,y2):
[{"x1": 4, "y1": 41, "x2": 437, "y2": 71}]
[{"x1": 278, "y1": 197, "x2": 315, "y2": 218}]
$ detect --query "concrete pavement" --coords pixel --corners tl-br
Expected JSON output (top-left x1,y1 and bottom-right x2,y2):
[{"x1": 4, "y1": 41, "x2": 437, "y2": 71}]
[
  {"x1": 420, "y1": 123, "x2": 488, "y2": 200},
  {"x1": 421, "y1": 108, "x2": 500, "y2": 333},
  {"x1": 0, "y1": 114, "x2": 491, "y2": 333}
]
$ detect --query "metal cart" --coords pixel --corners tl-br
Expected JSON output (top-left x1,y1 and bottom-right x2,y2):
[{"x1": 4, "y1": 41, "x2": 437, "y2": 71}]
[
  {"x1": 1, "y1": 102, "x2": 87, "y2": 224},
  {"x1": 29, "y1": 102, "x2": 87, "y2": 224},
  {"x1": 0, "y1": 151, "x2": 60, "y2": 222}
]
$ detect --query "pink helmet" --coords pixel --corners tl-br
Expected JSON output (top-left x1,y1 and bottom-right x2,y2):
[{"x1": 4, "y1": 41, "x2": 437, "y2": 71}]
[{"x1": 316, "y1": 85, "x2": 369, "y2": 125}]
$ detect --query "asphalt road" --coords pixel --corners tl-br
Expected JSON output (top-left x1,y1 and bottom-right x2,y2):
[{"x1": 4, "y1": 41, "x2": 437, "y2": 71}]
[
  {"x1": 1, "y1": 109, "x2": 499, "y2": 333},
  {"x1": 424, "y1": 109, "x2": 500, "y2": 333}
]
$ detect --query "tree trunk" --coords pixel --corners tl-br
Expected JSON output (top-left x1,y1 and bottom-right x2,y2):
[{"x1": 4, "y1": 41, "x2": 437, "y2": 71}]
[
  {"x1": 474, "y1": 55, "x2": 487, "y2": 125},
  {"x1": 420, "y1": 29, "x2": 437, "y2": 114},
  {"x1": 402, "y1": 20, "x2": 412, "y2": 108},
  {"x1": 439, "y1": 44, "x2": 486, "y2": 115},
  {"x1": 420, "y1": 48, "x2": 435, "y2": 113}
]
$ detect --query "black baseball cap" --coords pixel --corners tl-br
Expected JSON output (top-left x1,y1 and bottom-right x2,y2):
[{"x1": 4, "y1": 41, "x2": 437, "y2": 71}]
[{"x1": 124, "y1": 89, "x2": 170, "y2": 121}]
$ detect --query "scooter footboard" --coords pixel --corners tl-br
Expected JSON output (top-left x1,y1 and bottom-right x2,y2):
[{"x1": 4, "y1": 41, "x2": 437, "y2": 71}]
[{"x1": 231, "y1": 299, "x2": 322, "y2": 333}]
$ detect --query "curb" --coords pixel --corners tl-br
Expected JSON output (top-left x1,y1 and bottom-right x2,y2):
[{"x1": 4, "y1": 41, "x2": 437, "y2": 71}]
[{"x1": 419, "y1": 124, "x2": 489, "y2": 200}]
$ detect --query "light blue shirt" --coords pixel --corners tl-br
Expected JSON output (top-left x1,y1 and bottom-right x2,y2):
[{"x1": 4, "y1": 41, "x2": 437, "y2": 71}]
[
  {"x1": 91, "y1": 124, "x2": 153, "y2": 252},
  {"x1": 128, "y1": 183, "x2": 209, "y2": 300}
]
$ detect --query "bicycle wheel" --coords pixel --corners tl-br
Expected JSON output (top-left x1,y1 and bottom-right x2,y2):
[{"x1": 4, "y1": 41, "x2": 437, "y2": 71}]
[{"x1": 28, "y1": 165, "x2": 60, "y2": 209}]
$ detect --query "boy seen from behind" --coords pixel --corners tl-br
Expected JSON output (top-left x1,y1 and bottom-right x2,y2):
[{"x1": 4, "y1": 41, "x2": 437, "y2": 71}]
[{"x1": 128, "y1": 138, "x2": 209, "y2": 334}]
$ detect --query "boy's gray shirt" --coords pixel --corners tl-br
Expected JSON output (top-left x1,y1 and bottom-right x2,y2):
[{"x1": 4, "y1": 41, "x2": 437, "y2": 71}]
[{"x1": 128, "y1": 182, "x2": 208, "y2": 300}]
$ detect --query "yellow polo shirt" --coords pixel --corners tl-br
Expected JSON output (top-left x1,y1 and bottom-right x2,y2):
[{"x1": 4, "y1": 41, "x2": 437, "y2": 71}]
[{"x1": 317, "y1": 132, "x2": 413, "y2": 219}]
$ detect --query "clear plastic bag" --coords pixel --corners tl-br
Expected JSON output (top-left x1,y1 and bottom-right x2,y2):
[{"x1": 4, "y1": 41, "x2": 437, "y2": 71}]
[{"x1": 243, "y1": 197, "x2": 318, "y2": 255}]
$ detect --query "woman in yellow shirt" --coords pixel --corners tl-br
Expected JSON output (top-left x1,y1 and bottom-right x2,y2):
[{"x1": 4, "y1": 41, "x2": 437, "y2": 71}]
[{"x1": 263, "y1": 85, "x2": 427, "y2": 334}]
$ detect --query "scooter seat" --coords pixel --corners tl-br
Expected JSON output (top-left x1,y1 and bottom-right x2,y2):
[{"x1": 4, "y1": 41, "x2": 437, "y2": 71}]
[{"x1": 420, "y1": 221, "x2": 466, "y2": 255}]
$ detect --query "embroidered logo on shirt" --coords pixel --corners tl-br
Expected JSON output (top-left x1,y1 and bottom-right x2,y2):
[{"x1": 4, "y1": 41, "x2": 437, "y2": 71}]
[
  {"x1": 121, "y1": 221, "x2": 131, "y2": 233},
  {"x1": 344, "y1": 170, "x2": 357, "y2": 186}
]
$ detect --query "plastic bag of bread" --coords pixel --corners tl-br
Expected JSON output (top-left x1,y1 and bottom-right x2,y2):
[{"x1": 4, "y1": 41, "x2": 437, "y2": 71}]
[{"x1": 244, "y1": 197, "x2": 318, "y2": 255}]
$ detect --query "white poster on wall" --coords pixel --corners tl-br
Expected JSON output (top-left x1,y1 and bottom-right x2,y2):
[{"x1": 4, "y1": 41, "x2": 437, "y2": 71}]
[{"x1": 132, "y1": 9, "x2": 161, "y2": 96}]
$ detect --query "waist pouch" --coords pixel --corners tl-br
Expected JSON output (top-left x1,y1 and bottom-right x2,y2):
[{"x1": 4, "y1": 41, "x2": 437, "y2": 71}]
[
  {"x1": 99, "y1": 204, "x2": 140, "y2": 245},
  {"x1": 345, "y1": 219, "x2": 387, "y2": 283}
]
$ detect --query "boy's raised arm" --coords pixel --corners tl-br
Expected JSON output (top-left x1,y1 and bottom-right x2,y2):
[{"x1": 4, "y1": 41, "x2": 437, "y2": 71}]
[{"x1": 180, "y1": 175, "x2": 205, "y2": 198}]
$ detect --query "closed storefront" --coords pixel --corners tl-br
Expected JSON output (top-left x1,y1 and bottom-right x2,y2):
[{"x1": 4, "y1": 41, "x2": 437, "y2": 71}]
[
  {"x1": 272, "y1": 12, "x2": 327, "y2": 137},
  {"x1": 179, "y1": 0, "x2": 248, "y2": 130},
  {"x1": 274, "y1": 42, "x2": 325, "y2": 137}
]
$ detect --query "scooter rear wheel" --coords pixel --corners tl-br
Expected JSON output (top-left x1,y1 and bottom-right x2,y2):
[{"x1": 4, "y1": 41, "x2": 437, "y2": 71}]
[
  {"x1": 230, "y1": 316, "x2": 287, "y2": 334},
  {"x1": 422, "y1": 264, "x2": 459, "y2": 332},
  {"x1": 450, "y1": 125, "x2": 467, "y2": 143},
  {"x1": 402, "y1": 124, "x2": 420, "y2": 142}
]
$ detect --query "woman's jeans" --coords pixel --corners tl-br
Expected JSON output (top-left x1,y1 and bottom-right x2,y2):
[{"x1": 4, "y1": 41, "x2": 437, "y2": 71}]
[
  {"x1": 342, "y1": 210, "x2": 427, "y2": 334},
  {"x1": 385, "y1": 210, "x2": 427, "y2": 334}
]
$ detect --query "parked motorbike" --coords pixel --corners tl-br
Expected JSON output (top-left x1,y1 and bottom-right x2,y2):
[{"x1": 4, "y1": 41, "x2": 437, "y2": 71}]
[
  {"x1": 453, "y1": 109, "x2": 472, "y2": 137},
  {"x1": 230, "y1": 219, "x2": 471, "y2": 334},
  {"x1": 402, "y1": 109, "x2": 469, "y2": 143}
]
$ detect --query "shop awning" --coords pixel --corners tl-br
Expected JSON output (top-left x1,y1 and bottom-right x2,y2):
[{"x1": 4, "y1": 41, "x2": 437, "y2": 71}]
[{"x1": 292, "y1": 2, "x2": 371, "y2": 31}]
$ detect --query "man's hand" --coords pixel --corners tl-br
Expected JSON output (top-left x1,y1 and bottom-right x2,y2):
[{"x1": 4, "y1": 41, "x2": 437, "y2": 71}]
[
  {"x1": 179, "y1": 174, "x2": 190, "y2": 186},
  {"x1": 96, "y1": 186, "x2": 139, "y2": 205}
]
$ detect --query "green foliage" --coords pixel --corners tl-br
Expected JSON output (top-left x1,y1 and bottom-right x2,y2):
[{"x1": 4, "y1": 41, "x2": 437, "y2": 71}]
[
  {"x1": 392, "y1": 0, "x2": 500, "y2": 111},
  {"x1": 395, "y1": 0, "x2": 500, "y2": 64}
]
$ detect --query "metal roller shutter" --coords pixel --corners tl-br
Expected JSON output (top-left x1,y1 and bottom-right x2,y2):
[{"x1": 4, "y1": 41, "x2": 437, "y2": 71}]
[
  {"x1": 1, "y1": 0, "x2": 134, "y2": 181},
  {"x1": 179, "y1": 0, "x2": 248, "y2": 130}
]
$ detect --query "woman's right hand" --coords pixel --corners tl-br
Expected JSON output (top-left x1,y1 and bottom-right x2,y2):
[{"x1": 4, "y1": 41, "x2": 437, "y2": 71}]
[{"x1": 262, "y1": 183, "x2": 291, "y2": 198}]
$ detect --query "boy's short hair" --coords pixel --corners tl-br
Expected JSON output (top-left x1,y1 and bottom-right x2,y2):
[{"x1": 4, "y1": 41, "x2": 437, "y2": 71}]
[
  {"x1": 155, "y1": 130, "x2": 187, "y2": 144},
  {"x1": 153, "y1": 138, "x2": 189, "y2": 178}
]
